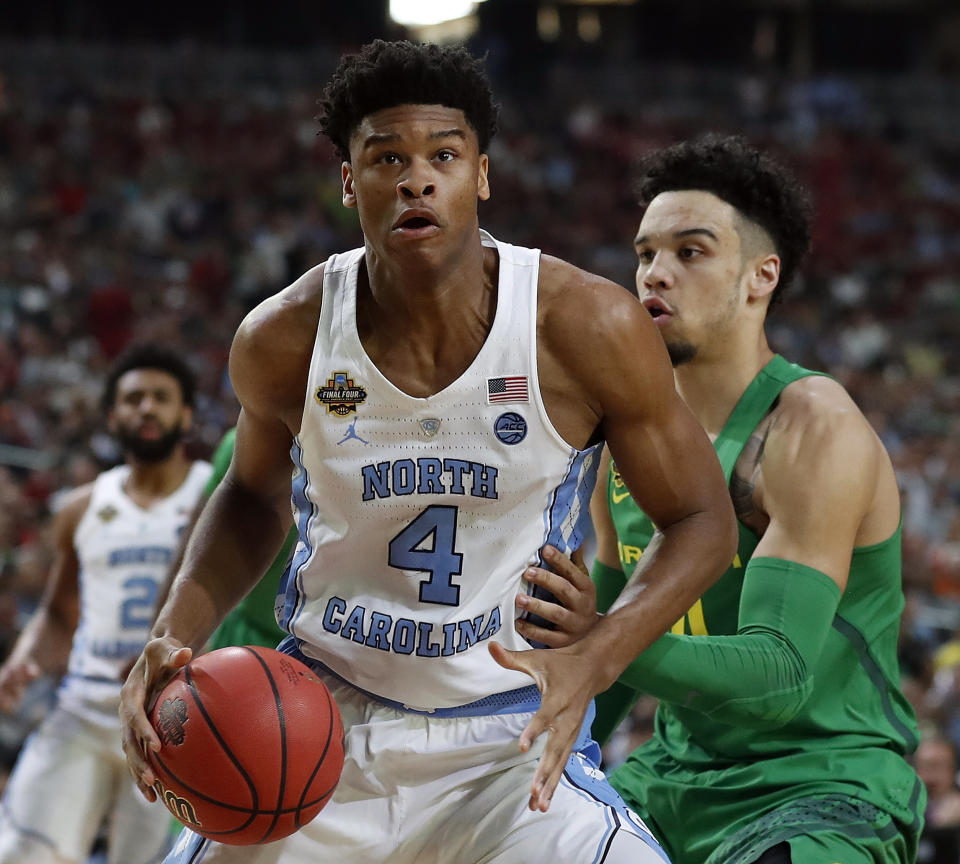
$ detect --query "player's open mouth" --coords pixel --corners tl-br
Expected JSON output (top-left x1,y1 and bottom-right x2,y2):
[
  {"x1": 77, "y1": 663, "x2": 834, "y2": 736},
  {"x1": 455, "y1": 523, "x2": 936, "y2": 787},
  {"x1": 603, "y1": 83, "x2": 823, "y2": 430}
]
[
  {"x1": 393, "y1": 209, "x2": 440, "y2": 235},
  {"x1": 642, "y1": 296, "x2": 673, "y2": 323}
]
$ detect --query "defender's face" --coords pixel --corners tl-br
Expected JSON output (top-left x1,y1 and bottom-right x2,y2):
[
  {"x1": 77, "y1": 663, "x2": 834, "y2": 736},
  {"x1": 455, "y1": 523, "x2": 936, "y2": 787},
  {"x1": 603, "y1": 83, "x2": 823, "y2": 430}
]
[
  {"x1": 341, "y1": 104, "x2": 490, "y2": 260},
  {"x1": 634, "y1": 190, "x2": 745, "y2": 366}
]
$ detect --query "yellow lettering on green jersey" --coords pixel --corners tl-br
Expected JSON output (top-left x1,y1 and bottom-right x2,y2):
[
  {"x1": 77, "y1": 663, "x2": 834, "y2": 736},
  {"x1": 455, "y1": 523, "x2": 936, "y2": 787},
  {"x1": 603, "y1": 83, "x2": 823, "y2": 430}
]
[
  {"x1": 733, "y1": 553, "x2": 742, "y2": 569},
  {"x1": 618, "y1": 542, "x2": 643, "y2": 565},
  {"x1": 686, "y1": 599, "x2": 708, "y2": 636},
  {"x1": 671, "y1": 598, "x2": 708, "y2": 636}
]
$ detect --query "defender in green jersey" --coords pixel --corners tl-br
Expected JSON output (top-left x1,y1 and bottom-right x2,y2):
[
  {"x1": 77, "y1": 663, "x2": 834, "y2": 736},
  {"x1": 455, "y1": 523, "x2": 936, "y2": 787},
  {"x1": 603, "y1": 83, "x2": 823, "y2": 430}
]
[
  {"x1": 578, "y1": 136, "x2": 923, "y2": 863},
  {"x1": 203, "y1": 428, "x2": 295, "y2": 651}
]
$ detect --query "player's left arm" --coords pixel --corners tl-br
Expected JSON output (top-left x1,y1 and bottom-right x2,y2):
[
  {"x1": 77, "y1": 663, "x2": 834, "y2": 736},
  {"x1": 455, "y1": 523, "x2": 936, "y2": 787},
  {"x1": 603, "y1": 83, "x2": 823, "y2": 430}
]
[{"x1": 615, "y1": 379, "x2": 890, "y2": 723}]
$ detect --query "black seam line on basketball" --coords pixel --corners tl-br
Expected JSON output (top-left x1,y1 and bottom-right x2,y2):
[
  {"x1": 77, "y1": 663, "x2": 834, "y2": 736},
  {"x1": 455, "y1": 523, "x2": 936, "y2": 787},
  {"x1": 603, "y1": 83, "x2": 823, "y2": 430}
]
[
  {"x1": 295, "y1": 680, "x2": 337, "y2": 828},
  {"x1": 179, "y1": 659, "x2": 260, "y2": 829},
  {"x1": 243, "y1": 646, "x2": 288, "y2": 844}
]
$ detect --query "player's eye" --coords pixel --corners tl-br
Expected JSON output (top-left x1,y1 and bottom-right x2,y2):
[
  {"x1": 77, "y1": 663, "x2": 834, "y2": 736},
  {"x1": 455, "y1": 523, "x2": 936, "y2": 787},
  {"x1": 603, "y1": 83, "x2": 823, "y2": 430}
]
[
  {"x1": 637, "y1": 249, "x2": 655, "y2": 264},
  {"x1": 678, "y1": 246, "x2": 702, "y2": 259},
  {"x1": 379, "y1": 152, "x2": 402, "y2": 165},
  {"x1": 436, "y1": 150, "x2": 456, "y2": 162}
]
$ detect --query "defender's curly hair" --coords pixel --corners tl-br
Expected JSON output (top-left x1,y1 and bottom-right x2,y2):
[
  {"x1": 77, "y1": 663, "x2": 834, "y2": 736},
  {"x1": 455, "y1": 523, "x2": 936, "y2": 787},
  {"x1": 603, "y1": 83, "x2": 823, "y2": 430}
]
[
  {"x1": 636, "y1": 134, "x2": 812, "y2": 304},
  {"x1": 101, "y1": 343, "x2": 197, "y2": 410},
  {"x1": 317, "y1": 40, "x2": 499, "y2": 163}
]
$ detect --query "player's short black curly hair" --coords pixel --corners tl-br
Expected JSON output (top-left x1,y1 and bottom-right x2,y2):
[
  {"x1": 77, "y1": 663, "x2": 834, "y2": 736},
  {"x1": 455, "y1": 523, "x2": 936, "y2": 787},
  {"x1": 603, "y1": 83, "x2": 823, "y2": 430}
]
[
  {"x1": 636, "y1": 134, "x2": 812, "y2": 305},
  {"x1": 101, "y1": 343, "x2": 197, "y2": 410},
  {"x1": 317, "y1": 39, "x2": 499, "y2": 163}
]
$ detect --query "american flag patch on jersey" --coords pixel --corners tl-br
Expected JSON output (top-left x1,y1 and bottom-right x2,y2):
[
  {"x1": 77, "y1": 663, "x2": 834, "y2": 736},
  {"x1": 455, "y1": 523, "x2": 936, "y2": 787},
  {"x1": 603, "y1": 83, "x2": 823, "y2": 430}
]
[{"x1": 487, "y1": 375, "x2": 529, "y2": 404}]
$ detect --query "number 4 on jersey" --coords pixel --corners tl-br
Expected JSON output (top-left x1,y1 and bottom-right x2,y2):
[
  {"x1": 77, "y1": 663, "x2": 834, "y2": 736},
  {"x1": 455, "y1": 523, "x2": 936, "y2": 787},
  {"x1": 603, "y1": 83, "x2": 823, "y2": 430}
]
[{"x1": 388, "y1": 505, "x2": 463, "y2": 606}]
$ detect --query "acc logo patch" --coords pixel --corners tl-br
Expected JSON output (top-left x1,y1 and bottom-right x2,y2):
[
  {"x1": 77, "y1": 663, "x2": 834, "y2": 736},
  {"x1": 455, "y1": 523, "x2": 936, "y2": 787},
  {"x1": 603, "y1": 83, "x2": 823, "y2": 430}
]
[
  {"x1": 315, "y1": 371, "x2": 368, "y2": 416},
  {"x1": 494, "y1": 412, "x2": 527, "y2": 445}
]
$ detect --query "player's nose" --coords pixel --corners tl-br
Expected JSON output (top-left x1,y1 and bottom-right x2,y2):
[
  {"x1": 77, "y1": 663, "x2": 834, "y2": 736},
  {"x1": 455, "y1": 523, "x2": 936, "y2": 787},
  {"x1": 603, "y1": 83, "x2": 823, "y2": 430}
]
[
  {"x1": 639, "y1": 252, "x2": 673, "y2": 291},
  {"x1": 397, "y1": 160, "x2": 436, "y2": 199}
]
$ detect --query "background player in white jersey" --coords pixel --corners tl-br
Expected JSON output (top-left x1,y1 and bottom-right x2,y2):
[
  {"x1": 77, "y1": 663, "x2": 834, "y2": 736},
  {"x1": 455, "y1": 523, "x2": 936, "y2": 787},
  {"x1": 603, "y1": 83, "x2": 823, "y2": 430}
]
[
  {"x1": 120, "y1": 40, "x2": 736, "y2": 864},
  {"x1": 0, "y1": 344, "x2": 212, "y2": 864}
]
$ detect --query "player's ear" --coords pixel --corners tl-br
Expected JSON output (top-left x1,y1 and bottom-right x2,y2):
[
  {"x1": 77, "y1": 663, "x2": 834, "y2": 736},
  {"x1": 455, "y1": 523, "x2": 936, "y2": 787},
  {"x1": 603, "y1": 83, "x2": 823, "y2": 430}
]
[
  {"x1": 477, "y1": 154, "x2": 490, "y2": 202},
  {"x1": 342, "y1": 162, "x2": 356, "y2": 209},
  {"x1": 180, "y1": 405, "x2": 194, "y2": 434},
  {"x1": 748, "y1": 253, "x2": 780, "y2": 304}
]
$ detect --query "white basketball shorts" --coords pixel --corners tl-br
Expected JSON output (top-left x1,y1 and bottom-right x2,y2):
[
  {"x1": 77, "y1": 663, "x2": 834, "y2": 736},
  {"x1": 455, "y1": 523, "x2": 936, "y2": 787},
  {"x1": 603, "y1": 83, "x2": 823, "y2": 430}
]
[{"x1": 164, "y1": 642, "x2": 668, "y2": 864}]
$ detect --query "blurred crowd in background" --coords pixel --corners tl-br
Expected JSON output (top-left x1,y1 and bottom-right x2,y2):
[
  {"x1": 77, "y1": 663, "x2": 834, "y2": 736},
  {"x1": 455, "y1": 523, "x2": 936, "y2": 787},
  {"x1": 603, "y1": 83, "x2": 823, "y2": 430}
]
[{"x1": 0, "y1": 27, "x2": 957, "y2": 857}]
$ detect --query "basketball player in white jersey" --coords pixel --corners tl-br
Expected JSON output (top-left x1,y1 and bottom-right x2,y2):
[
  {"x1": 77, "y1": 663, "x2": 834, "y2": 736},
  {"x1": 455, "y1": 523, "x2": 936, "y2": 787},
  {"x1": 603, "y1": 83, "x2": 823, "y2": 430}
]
[
  {"x1": 0, "y1": 344, "x2": 212, "y2": 864},
  {"x1": 120, "y1": 41, "x2": 736, "y2": 864}
]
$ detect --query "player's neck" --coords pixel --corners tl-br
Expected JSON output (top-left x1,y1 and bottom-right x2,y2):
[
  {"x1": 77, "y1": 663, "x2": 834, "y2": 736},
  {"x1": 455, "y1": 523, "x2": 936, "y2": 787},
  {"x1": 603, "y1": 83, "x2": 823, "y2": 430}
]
[
  {"x1": 124, "y1": 448, "x2": 192, "y2": 505},
  {"x1": 361, "y1": 233, "x2": 492, "y2": 333},
  {"x1": 674, "y1": 334, "x2": 774, "y2": 438}
]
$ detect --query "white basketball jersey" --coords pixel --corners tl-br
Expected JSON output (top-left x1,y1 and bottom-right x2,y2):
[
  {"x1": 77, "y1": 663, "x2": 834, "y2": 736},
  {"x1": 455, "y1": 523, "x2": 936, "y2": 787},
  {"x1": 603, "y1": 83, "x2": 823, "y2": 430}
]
[
  {"x1": 280, "y1": 231, "x2": 600, "y2": 710},
  {"x1": 59, "y1": 460, "x2": 212, "y2": 725}
]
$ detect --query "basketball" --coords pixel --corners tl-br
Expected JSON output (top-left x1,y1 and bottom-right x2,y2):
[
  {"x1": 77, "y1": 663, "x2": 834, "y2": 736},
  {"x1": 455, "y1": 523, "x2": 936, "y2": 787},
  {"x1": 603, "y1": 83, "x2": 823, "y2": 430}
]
[{"x1": 147, "y1": 645, "x2": 344, "y2": 846}]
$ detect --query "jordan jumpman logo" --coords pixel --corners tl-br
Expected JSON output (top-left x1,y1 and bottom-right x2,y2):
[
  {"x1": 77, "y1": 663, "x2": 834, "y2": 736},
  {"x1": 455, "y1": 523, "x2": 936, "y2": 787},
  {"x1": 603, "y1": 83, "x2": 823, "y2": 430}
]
[{"x1": 336, "y1": 418, "x2": 370, "y2": 446}]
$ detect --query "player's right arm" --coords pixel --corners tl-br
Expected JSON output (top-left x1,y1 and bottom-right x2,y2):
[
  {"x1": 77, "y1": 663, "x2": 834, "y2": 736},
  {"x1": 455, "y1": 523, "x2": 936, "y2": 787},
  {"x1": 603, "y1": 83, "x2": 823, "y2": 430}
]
[
  {"x1": 120, "y1": 268, "x2": 324, "y2": 799},
  {"x1": 0, "y1": 485, "x2": 90, "y2": 712}
]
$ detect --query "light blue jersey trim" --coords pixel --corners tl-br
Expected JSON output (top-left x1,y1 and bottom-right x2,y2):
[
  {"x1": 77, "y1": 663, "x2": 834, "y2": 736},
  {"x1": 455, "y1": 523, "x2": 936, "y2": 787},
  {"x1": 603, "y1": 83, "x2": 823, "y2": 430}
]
[
  {"x1": 277, "y1": 636, "x2": 541, "y2": 717},
  {"x1": 164, "y1": 829, "x2": 209, "y2": 864},
  {"x1": 526, "y1": 444, "x2": 601, "y2": 648},
  {"x1": 543, "y1": 443, "x2": 601, "y2": 555},
  {"x1": 277, "y1": 438, "x2": 315, "y2": 634}
]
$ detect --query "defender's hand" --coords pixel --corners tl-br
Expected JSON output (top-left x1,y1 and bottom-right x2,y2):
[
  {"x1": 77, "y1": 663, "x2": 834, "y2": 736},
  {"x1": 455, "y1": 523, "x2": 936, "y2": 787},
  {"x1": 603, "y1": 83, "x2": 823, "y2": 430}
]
[
  {"x1": 515, "y1": 546, "x2": 599, "y2": 648},
  {"x1": 119, "y1": 638, "x2": 192, "y2": 801},
  {"x1": 489, "y1": 641, "x2": 600, "y2": 813}
]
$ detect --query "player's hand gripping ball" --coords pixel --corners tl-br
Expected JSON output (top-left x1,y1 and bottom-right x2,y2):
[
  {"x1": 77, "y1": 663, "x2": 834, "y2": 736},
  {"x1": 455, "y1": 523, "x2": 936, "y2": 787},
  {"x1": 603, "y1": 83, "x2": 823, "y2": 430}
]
[{"x1": 147, "y1": 645, "x2": 344, "y2": 845}]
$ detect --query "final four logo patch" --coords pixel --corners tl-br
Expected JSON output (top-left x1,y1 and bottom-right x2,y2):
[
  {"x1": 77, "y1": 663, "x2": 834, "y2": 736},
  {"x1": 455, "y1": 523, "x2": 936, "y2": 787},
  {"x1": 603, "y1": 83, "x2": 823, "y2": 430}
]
[
  {"x1": 97, "y1": 505, "x2": 118, "y2": 522},
  {"x1": 315, "y1": 371, "x2": 368, "y2": 416}
]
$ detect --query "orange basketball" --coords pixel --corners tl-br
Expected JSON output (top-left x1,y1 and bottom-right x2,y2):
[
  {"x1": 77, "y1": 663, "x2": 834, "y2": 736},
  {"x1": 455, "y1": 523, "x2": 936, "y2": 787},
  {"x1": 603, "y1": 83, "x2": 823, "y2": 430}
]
[{"x1": 147, "y1": 645, "x2": 344, "y2": 845}]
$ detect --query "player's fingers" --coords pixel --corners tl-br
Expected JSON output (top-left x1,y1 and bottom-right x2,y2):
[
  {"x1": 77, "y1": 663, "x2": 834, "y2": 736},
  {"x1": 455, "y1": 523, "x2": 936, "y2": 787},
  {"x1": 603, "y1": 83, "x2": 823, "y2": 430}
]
[
  {"x1": 543, "y1": 544, "x2": 591, "y2": 583},
  {"x1": 517, "y1": 706, "x2": 554, "y2": 755},
  {"x1": 515, "y1": 592, "x2": 572, "y2": 627},
  {"x1": 529, "y1": 716, "x2": 579, "y2": 812},
  {"x1": 488, "y1": 641, "x2": 545, "y2": 690},
  {"x1": 143, "y1": 643, "x2": 192, "y2": 713},
  {"x1": 119, "y1": 715, "x2": 158, "y2": 797},
  {"x1": 521, "y1": 566, "x2": 580, "y2": 611},
  {"x1": 514, "y1": 615, "x2": 572, "y2": 648}
]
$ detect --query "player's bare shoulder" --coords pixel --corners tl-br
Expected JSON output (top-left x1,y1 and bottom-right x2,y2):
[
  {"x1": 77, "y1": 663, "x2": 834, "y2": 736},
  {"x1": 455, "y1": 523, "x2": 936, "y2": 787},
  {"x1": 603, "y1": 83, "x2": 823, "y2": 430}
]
[
  {"x1": 230, "y1": 263, "x2": 325, "y2": 428},
  {"x1": 536, "y1": 254, "x2": 663, "y2": 384},
  {"x1": 51, "y1": 482, "x2": 95, "y2": 545},
  {"x1": 535, "y1": 255, "x2": 673, "y2": 447},
  {"x1": 537, "y1": 255, "x2": 645, "y2": 346},
  {"x1": 773, "y1": 375, "x2": 880, "y2": 450},
  {"x1": 760, "y1": 374, "x2": 897, "y2": 537}
]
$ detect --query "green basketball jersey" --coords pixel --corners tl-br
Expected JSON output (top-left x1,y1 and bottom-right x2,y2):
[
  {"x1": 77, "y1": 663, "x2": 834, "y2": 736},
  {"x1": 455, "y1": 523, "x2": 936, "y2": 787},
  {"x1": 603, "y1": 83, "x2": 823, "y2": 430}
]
[
  {"x1": 205, "y1": 428, "x2": 296, "y2": 651},
  {"x1": 599, "y1": 355, "x2": 924, "y2": 864}
]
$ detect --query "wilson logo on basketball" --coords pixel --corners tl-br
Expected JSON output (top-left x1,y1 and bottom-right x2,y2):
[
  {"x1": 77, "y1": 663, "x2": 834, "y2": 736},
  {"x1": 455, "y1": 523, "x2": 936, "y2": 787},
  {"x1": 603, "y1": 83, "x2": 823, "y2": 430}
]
[
  {"x1": 153, "y1": 779, "x2": 202, "y2": 828},
  {"x1": 156, "y1": 696, "x2": 189, "y2": 746}
]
